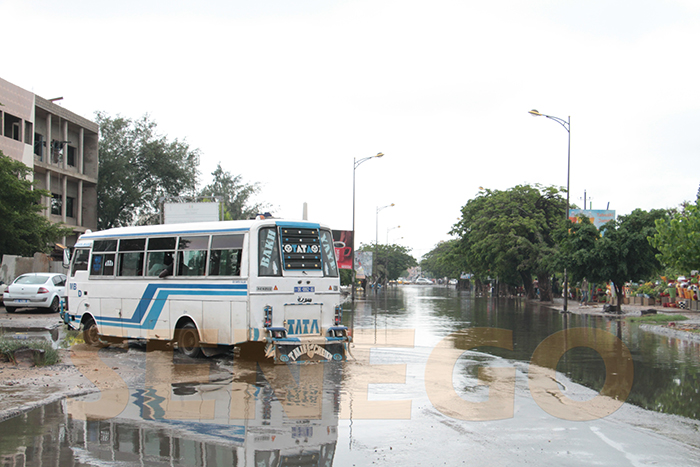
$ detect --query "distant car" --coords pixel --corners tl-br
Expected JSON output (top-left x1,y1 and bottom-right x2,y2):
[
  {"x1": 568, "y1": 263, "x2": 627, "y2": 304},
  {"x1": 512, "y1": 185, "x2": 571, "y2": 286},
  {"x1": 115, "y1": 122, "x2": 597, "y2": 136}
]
[
  {"x1": 448, "y1": 279, "x2": 458, "y2": 285},
  {"x1": 415, "y1": 277, "x2": 433, "y2": 285},
  {"x1": 3, "y1": 273, "x2": 67, "y2": 313}
]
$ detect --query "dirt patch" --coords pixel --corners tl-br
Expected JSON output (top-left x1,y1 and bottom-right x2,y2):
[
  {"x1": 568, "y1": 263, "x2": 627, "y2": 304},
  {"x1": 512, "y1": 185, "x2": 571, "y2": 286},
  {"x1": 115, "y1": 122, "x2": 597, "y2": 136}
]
[{"x1": 0, "y1": 348, "x2": 98, "y2": 422}]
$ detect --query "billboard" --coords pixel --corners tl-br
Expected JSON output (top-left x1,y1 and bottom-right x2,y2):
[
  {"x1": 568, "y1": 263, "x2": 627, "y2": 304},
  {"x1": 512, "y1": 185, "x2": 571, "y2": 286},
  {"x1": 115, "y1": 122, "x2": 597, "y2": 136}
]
[
  {"x1": 164, "y1": 202, "x2": 220, "y2": 224},
  {"x1": 569, "y1": 209, "x2": 616, "y2": 229},
  {"x1": 332, "y1": 230, "x2": 354, "y2": 270}
]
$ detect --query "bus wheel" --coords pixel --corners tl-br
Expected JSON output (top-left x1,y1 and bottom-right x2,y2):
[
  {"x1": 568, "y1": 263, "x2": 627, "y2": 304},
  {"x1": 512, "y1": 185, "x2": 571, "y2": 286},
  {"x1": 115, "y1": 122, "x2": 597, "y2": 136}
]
[
  {"x1": 178, "y1": 323, "x2": 202, "y2": 358},
  {"x1": 83, "y1": 319, "x2": 107, "y2": 348}
]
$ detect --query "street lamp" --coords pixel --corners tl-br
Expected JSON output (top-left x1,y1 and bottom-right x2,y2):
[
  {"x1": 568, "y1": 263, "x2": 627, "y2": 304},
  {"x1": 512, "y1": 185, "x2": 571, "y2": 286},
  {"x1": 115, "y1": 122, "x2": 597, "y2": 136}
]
[
  {"x1": 387, "y1": 225, "x2": 401, "y2": 244},
  {"x1": 375, "y1": 203, "x2": 395, "y2": 246},
  {"x1": 352, "y1": 152, "x2": 384, "y2": 301},
  {"x1": 374, "y1": 203, "x2": 394, "y2": 291},
  {"x1": 529, "y1": 109, "x2": 571, "y2": 312}
]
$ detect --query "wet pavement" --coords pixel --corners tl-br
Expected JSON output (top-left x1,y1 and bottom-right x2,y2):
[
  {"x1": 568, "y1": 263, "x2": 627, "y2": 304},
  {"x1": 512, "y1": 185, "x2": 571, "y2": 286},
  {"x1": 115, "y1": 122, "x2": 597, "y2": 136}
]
[{"x1": 1, "y1": 288, "x2": 700, "y2": 466}]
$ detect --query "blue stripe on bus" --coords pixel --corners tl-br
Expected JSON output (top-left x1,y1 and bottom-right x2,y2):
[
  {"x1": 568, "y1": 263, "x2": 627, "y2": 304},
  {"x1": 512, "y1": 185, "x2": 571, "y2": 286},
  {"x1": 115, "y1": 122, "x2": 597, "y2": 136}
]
[{"x1": 94, "y1": 283, "x2": 247, "y2": 330}]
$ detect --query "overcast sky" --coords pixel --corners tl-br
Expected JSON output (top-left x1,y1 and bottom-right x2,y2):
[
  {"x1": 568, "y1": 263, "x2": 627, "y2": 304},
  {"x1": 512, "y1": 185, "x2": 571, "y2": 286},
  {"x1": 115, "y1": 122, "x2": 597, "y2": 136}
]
[{"x1": 3, "y1": 0, "x2": 699, "y2": 259}]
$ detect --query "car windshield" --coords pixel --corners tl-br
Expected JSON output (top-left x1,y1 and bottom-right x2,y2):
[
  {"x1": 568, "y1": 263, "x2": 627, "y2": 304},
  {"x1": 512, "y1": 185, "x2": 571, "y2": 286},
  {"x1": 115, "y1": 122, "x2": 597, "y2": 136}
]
[{"x1": 14, "y1": 275, "x2": 50, "y2": 285}]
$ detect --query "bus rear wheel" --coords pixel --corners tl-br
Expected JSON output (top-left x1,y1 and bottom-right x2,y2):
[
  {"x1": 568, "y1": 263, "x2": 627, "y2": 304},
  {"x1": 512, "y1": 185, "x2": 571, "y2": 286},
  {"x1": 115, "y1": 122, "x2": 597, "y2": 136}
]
[{"x1": 177, "y1": 323, "x2": 202, "y2": 358}]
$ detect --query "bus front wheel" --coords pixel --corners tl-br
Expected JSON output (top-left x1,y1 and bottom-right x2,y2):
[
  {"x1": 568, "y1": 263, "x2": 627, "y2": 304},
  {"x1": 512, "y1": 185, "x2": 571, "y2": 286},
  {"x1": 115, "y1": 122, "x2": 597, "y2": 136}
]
[
  {"x1": 177, "y1": 323, "x2": 202, "y2": 358},
  {"x1": 83, "y1": 319, "x2": 107, "y2": 348}
]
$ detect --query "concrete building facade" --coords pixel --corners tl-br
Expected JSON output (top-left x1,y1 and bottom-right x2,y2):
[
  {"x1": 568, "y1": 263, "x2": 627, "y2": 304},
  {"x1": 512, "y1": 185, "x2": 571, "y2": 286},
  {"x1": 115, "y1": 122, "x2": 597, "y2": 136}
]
[{"x1": 0, "y1": 77, "x2": 99, "y2": 247}]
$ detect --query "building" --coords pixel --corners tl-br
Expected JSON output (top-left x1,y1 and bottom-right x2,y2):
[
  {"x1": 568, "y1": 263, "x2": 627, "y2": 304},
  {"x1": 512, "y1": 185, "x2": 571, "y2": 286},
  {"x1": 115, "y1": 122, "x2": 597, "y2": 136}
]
[{"x1": 0, "y1": 77, "x2": 98, "y2": 247}]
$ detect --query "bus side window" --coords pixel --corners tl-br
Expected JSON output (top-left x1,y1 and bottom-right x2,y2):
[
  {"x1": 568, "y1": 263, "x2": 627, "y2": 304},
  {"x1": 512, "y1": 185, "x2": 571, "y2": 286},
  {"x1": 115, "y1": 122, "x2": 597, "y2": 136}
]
[
  {"x1": 319, "y1": 229, "x2": 339, "y2": 277},
  {"x1": 91, "y1": 240, "x2": 117, "y2": 277},
  {"x1": 71, "y1": 249, "x2": 90, "y2": 276},
  {"x1": 118, "y1": 238, "x2": 146, "y2": 277},
  {"x1": 210, "y1": 234, "x2": 244, "y2": 276},
  {"x1": 258, "y1": 228, "x2": 281, "y2": 276},
  {"x1": 177, "y1": 236, "x2": 209, "y2": 276},
  {"x1": 146, "y1": 237, "x2": 176, "y2": 277}
]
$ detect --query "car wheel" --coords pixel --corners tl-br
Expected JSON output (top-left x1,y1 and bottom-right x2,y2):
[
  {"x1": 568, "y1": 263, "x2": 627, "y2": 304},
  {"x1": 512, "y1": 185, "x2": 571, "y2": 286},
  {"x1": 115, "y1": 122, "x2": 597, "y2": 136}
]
[
  {"x1": 5, "y1": 307, "x2": 16, "y2": 313},
  {"x1": 83, "y1": 319, "x2": 107, "y2": 348},
  {"x1": 50, "y1": 296, "x2": 60, "y2": 313},
  {"x1": 177, "y1": 323, "x2": 202, "y2": 358}
]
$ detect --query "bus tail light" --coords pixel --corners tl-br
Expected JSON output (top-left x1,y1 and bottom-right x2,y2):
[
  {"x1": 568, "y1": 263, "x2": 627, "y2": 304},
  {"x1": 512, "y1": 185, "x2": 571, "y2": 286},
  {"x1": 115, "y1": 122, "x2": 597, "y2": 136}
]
[
  {"x1": 264, "y1": 305, "x2": 273, "y2": 327},
  {"x1": 334, "y1": 305, "x2": 342, "y2": 325}
]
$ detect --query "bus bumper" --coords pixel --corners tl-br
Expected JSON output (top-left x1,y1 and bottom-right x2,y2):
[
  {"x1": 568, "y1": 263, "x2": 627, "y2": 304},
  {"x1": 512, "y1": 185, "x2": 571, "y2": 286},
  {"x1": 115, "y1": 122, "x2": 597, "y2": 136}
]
[{"x1": 265, "y1": 327, "x2": 351, "y2": 363}]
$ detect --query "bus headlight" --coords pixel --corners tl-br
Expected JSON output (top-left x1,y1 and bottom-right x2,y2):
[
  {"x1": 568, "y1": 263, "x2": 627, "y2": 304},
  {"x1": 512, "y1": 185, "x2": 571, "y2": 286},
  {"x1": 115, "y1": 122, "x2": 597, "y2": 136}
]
[
  {"x1": 334, "y1": 305, "x2": 342, "y2": 326},
  {"x1": 264, "y1": 305, "x2": 273, "y2": 327}
]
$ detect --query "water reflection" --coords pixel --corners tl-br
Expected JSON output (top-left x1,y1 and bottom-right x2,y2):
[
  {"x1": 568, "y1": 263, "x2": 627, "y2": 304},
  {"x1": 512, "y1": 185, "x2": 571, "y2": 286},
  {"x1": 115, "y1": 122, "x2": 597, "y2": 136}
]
[
  {"x1": 346, "y1": 286, "x2": 700, "y2": 420},
  {"x1": 0, "y1": 358, "x2": 342, "y2": 466}
]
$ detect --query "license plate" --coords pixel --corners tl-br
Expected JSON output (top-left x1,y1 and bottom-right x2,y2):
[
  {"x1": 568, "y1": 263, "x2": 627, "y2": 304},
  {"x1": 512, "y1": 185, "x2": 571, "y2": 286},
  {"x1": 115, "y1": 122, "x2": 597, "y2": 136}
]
[{"x1": 16, "y1": 299, "x2": 28, "y2": 303}]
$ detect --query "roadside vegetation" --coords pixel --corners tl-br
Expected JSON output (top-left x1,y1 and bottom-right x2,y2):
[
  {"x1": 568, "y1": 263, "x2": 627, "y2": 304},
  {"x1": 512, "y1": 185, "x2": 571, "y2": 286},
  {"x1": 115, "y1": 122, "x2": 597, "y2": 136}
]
[
  {"x1": 421, "y1": 184, "x2": 700, "y2": 309},
  {"x1": 627, "y1": 314, "x2": 689, "y2": 324},
  {"x1": 0, "y1": 337, "x2": 60, "y2": 366}
]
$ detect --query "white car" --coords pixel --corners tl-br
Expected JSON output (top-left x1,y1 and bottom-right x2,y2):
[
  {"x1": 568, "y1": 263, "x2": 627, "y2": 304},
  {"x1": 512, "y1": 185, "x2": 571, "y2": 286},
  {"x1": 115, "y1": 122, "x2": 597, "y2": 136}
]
[
  {"x1": 415, "y1": 277, "x2": 433, "y2": 285},
  {"x1": 3, "y1": 273, "x2": 67, "y2": 313}
]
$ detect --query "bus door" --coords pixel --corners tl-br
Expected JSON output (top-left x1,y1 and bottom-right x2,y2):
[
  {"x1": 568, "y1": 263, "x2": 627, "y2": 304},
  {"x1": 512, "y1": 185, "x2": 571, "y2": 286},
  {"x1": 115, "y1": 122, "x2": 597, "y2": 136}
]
[{"x1": 89, "y1": 240, "x2": 125, "y2": 338}]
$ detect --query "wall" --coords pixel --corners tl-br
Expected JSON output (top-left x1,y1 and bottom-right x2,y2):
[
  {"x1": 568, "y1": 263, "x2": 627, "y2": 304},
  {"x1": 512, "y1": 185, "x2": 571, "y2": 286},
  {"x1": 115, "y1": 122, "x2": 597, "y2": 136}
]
[{"x1": 0, "y1": 254, "x2": 65, "y2": 285}]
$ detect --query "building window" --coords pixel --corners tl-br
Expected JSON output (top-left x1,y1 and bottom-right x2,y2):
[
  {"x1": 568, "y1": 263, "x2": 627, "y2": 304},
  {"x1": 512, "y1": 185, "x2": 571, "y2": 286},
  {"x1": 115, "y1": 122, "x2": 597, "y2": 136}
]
[
  {"x1": 34, "y1": 133, "x2": 45, "y2": 160},
  {"x1": 67, "y1": 146, "x2": 76, "y2": 167},
  {"x1": 66, "y1": 196, "x2": 74, "y2": 218},
  {"x1": 51, "y1": 140, "x2": 63, "y2": 164},
  {"x1": 3, "y1": 113, "x2": 22, "y2": 141},
  {"x1": 24, "y1": 121, "x2": 33, "y2": 145},
  {"x1": 51, "y1": 193, "x2": 62, "y2": 215}
]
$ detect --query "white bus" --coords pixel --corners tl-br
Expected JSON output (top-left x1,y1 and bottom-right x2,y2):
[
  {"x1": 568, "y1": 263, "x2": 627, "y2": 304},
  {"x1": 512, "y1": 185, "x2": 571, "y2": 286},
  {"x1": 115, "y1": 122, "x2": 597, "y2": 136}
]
[{"x1": 62, "y1": 218, "x2": 350, "y2": 362}]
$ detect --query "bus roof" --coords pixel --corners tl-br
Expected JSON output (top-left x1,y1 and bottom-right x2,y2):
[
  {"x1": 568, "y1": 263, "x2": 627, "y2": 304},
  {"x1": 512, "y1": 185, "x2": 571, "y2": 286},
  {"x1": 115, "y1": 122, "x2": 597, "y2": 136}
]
[{"x1": 77, "y1": 219, "x2": 327, "y2": 241}]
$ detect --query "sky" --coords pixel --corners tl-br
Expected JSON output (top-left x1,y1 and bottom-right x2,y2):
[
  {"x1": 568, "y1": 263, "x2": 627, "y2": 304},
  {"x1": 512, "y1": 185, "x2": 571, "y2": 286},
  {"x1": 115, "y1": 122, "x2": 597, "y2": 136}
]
[{"x1": 2, "y1": 0, "x2": 699, "y2": 260}]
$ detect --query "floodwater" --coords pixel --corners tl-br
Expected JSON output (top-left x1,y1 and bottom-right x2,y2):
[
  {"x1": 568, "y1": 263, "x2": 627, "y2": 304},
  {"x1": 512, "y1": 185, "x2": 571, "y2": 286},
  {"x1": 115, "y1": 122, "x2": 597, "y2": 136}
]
[{"x1": 1, "y1": 286, "x2": 700, "y2": 466}]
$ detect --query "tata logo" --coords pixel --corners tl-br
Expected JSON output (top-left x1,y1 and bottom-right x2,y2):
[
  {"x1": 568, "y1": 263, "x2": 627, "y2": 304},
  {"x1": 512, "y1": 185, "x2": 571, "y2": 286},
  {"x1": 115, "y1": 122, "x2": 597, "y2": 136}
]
[
  {"x1": 287, "y1": 319, "x2": 320, "y2": 335},
  {"x1": 284, "y1": 244, "x2": 320, "y2": 254},
  {"x1": 297, "y1": 296, "x2": 312, "y2": 303}
]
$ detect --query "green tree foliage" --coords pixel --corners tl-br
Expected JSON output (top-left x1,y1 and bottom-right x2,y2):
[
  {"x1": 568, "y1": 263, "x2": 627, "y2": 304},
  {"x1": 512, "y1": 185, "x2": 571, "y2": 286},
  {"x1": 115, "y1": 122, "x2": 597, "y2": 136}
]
[
  {"x1": 555, "y1": 215, "x2": 600, "y2": 284},
  {"x1": 358, "y1": 243, "x2": 417, "y2": 283},
  {"x1": 96, "y1": 112, "x2": 200, "y2": 229},
  {"x1": 451, "y1": 184, "x2": 566, "y2": 300},
  {"x1": 558, "y1": 209, "x2": 667, "y2": 308},
  {"x1": 420, "y1": 239, "x2": 466, "y2": 279},
  {"x1": 199, "y1": 163, "x2": 266, "y2": 220},
  {"x1": 650, "y1": 192, "x2": 700, "y2": 273},
  {"x1": 0, "y1": 152, "x2": 70, "y2": 260}
]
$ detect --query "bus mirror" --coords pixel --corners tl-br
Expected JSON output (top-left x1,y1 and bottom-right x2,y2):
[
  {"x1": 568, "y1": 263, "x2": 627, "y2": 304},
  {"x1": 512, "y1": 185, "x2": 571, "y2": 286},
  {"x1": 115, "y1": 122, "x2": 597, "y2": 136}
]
[{"x1": 60, "y1": 245, "x2": 71, "y2": 269}]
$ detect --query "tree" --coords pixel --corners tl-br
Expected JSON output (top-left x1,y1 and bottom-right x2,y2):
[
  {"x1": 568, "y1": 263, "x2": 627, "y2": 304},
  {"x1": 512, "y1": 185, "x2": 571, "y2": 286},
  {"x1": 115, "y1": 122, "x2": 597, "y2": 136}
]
[
  {"x1": 199, "y1": 163, "x2": 266, "y2": 220},
  {"x1": 96, "y1": 112, "x2": 200, "y2": 229},
  {"x1": 650, "y1": 191, "x2": 700, "y2": 273},
  {"x1": 0, "y1": 152, "x2": 70, "y2": 260},
  {"x1": 420, "y1": 239, "x2": 467, "y2": 279},
  {"x1": 559, "y1": 209, "x2": 667, "y2": 309},
  {"x1": 451, "y1": 185, "x2": 567, "y2": 301},
  {"x1": 358, "y1": 243, "x2": 417, "y2": 284}
]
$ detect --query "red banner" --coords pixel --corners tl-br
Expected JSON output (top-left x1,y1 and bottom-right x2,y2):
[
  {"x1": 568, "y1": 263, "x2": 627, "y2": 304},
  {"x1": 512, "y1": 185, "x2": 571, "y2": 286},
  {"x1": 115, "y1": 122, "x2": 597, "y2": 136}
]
[{"x1": 332, "y1": 230, "x2": 354, "y2": 269}]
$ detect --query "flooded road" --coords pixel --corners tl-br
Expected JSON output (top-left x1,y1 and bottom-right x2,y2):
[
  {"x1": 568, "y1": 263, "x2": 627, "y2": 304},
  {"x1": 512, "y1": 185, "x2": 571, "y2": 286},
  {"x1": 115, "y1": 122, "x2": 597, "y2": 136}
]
[{"x1": 1, "y1": 285, "x2": 700, "y2": 466}]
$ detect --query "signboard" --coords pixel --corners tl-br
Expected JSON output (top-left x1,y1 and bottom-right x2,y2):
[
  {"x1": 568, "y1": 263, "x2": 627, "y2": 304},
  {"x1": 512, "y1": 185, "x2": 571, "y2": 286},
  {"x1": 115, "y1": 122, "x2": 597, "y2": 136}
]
[
  {"x1": 332, "y1": 230, "x2": 354, "y2": 270},
  {"x1": 354, "y1": 251, "x2": 373, "y2": 279},
  {"x1": 164, "y1": 202, "x2": 220, "y2": 224},
  {"x1": 569, "y1": 209, "x2": 616, "y2": 229}
]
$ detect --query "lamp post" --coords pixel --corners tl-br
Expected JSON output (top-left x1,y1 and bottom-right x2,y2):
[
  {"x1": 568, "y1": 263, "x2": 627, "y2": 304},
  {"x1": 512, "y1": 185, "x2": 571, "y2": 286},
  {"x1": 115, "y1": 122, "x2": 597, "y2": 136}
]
[
  {"x1": 374, "y1": 203, "x2": 394, "y2": 290},
  {"x1": 529, "y1": 109, "x2": 571, "y2": 312},
  {"x1": 352, "y1": 152, "x2": 384, "y2": 302},
  {"x1": 375, "y1": 204, "x2": 395, "y2": 246},
  {"x1": 387, "y1": 225, "x2": 401, "y2": 244}
]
